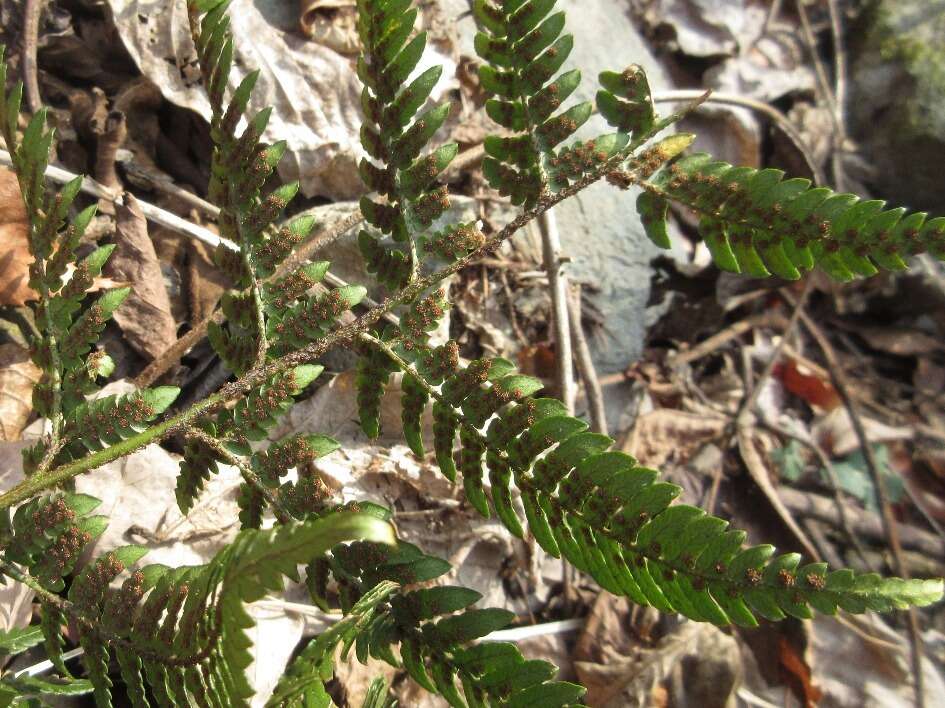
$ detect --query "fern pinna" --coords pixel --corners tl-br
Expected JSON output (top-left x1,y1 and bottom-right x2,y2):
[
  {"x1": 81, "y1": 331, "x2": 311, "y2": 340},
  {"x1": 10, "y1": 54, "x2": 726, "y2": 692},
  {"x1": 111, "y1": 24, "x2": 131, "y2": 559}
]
[{"x1": 0, "y1": 0, "x2": 942, "y2": 705}]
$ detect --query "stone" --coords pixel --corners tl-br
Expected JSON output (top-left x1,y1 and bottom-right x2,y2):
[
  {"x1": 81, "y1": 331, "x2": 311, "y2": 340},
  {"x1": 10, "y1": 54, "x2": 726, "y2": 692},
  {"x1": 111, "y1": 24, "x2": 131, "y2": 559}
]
[
  {"x1": 850, "y1": 1, "x2": 945, "y2": 212},
  {"x1": 526, "y1": 0, "x2": 674, "y2": 375}
]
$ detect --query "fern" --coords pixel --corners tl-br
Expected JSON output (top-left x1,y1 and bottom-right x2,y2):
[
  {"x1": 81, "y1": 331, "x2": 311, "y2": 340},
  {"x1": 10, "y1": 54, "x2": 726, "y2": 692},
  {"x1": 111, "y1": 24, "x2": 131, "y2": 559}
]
[
  {"x1": 171, "y1": 0, "x2": 370, "y2": 519},
  {"x1": 352, "y1": 0, "x2": 461, "y2": 442},
  {"x1": 389, "y1": 356, "x2": 943, "y2": 625},
  {"x1": 286, "y1": 505, "x2": 585, "y2": 708},
  {"x1": 4, "y1": 498, "x2": 395, "y2": 706},
  {"x1": 0, "y1": 48, "x2": 164, "y2": 478},
  {"x1": 0, "y1": 622, "x2": 93, "y2": 703},
  {"x1": 630, "y1": 153, "x2": 945, "y2": 280},
  {"x1": 355, "y1": 0, "x2": 458, "y2": 286},
  {"x1": 0, "y1": 0, "x2": 942, "y2": 705}
]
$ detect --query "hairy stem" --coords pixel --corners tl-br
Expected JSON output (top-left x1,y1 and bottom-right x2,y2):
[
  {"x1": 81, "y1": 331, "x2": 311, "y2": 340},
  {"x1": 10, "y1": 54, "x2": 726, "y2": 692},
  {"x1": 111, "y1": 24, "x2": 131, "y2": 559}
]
[
  {"x1": 0, "y1": 559, "x2": 66, "y2": 609},
  {"x1": 184, "y1": 426, "x2": 293, "y2": 524}
]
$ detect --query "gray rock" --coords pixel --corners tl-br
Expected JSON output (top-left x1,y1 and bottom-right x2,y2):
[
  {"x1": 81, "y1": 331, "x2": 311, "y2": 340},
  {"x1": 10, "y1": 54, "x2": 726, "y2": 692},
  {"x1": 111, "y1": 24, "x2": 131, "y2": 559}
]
[
  {"x1": 548, "y1": 0, "x2": 673, "y2": 375},
  {"x1": 850, "y1": 0, "x2": 945, "y2": 212}
]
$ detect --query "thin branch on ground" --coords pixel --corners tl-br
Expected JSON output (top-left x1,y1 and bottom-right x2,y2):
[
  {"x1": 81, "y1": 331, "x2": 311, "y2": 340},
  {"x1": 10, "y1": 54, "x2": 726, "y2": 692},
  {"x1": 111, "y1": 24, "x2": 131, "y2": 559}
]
[
  {"x1": 566, "y1": 284, "x2": 607, "y2": 435},
  {"x1": 794, "y1": 0, "x2": 848, "y2": 191},
  {"x1": 21, "y1": 0, "x2": 42, "y2": 114},
  {"x1": 786, "y1": 292, "x2": 927, "y2": 708},
  {"x1": 734, "y1": 278, "x2": 814, "y2": 427},
  {"x1": 672, "y1": 311, "x2": 789, "y2": 367},
  {"x1": 826, "y1": 0, "x2": 850, "y2": 192},
  {"x1": 0, "y1": 149, "x2": 226, "y2": 249},
  {"x1": 538, "y1": 209, "x2": 575, "y2": 415},
  {"x1": 759, "y1": 416, "x2": 872, "y2": 569},
  {"x1": 134, "y1": 312, "x2": 224, "y2": 388},
  {"x1": 703, "y1": 280, "x2": 819, "y2": 562},
  {"x1": 499, "y1": 268, "x2": 529, "y2": 345}
]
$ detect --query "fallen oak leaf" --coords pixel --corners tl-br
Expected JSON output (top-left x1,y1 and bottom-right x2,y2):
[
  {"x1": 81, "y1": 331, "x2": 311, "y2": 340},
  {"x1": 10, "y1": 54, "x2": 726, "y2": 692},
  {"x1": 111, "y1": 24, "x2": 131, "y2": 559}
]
[
  {"x1": 0, "y1": 343, "x2": 42, "y2": 441},
  {"x1": 778, "y1": 634, "x2": 823, "y2": 708},
  {"x1": 774, "y1": 357, "x2": 841, "y2": 411},
  {"x1": 0, "y1": 166, "x2": 27, "y2": 225},
  {"x1": 0, "y1": 223, "x2": 35, "y2": 306},
  {"x1": 0, "y1": 168, "x2": 35, "y2": 306},
  {"x1": 104, "y1": 193, "x2": 179, "y2": 360}
]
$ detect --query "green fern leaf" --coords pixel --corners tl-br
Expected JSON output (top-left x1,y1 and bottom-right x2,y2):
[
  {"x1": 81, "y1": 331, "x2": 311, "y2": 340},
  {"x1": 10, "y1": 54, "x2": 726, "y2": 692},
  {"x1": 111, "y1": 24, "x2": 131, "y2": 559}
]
[
  {"x1": 649, "y1": 152, "x2": 945, "y2": 278},
  {"x1": 0, "y1": 625, "x2": 44, "y2": 655}
]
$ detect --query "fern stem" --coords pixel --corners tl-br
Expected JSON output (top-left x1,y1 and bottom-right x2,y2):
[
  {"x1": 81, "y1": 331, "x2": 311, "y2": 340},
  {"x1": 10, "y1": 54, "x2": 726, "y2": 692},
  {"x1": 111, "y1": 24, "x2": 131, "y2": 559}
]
[
  {"x1": 184, "y1": 426, "x2": 293, "y2": 524},
  {"x1": 0, "y1": 559, "x2": 66, "y2": 609},
  {"x1": 247, "y1": 262, "x2": 269, "y2": 368}
]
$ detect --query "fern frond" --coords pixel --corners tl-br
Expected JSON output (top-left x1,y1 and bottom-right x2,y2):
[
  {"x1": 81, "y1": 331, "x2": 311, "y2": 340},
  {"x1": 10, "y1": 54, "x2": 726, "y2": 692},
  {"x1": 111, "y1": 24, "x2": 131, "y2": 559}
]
[
  {"x1": 352, "y1": 0, "x2": 462, "y2": 443},
  {"x1": 188, "y1": 0, "x2": 352, "y2": 378},
  {"x1": 176, "y1": 432, "x2": 223, "y2": 514},
  {"x1": 189, "y1": 0, "x2": 365, "y2": 380},
  {"x1": 11, "y1": 506, "x2": 396, "y2": 706},
  {"x1": 289, "y1": 512, "x2": 587, "y2": 707},
  {"x1": 356, "y1": 339, "x2": 400, "y2": 439},
  {"x1": 387, "y1": 356, "x2": 944, "y2": 626},
  {"x1": 3, "y1": 493, "x2": 105, "y2": 592},
  {"x1": 267, "y1": 285, "x2": 368, "y2": 355},
  {"x1": 55, "y1": 387, "x2": 180, "y2": 463},
  {"x1": 0, "y1": 624, "x2": 93, "y2": 700},
  {"x1": 1, "y1": 47, "x2": 136, "y2": 477},
  {"x1": 220, "y1": 365, "x2": 323, "y2": 446},
  {"x1": 634, "y1": 152, "x2": 945, "y2": 280},
  {"x1": 356, "y1": 0, "x2": 456, "y2": 258},
  {"x1": 474, "y1": 0, "x2": 595, "y2": 204},
  {"x1": 355, "y1": 0, "x2": 459, "y2": 287}
]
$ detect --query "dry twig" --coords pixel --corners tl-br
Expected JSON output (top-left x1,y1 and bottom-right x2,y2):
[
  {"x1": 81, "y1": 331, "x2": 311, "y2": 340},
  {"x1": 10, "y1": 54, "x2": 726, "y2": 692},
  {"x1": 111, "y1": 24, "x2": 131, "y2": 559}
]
[
  {"x1": 776, "y1": 486, "x2": 945, "y2": 563},
  {"x1": 21, "y1": 0, "x2": 42, "y2": 113},
  {"x1": 538, "y1": 209, "x2": 575, "y2": 414},
  {"x1": 567, "y1": 284, "x2": 607, "y2": 435},
  {"x1": 652, "y1": 90, "x2": 826, "y2": 184}
]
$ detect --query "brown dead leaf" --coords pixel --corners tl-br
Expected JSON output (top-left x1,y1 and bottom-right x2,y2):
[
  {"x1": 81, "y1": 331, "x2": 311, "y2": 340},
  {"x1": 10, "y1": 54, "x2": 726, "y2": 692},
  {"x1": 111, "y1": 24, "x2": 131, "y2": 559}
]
[
  {"x1": 812, "y1": 407, "x2": 914, "y2": 458},
  {"x1": 575, "y1": 618, "x2": 741, "y2": 708},
  {"x1": 623, "y1": 409, "x2": 726, "y2": 469},
  {"x1": 775, "y1": 357, "x2": 841, "y2": 411},
  {"x1": 0, "y1": 168, "x2": 35, "y2": 307},
  {"x1": 0, "y1": 167, "x2": 27, "y2": 225},
  {"x1": 104, "y1": 194, "x2": 178, "y2": 360},
  {"x1": 778, "y1": 634, "x2": 822, "y2": 708},
  {"x1": 0, "y1": 223, "x2": 34, "y2": 307},
  {"x1": 0, "y1": 344, "x2": 41, "y2": 441},
  {"x1": 300, "y1": 0, "x2": 359, "y2": 54},
  {"x1": 186, "y1": 237, "x2": 228, "y2": 323}
]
